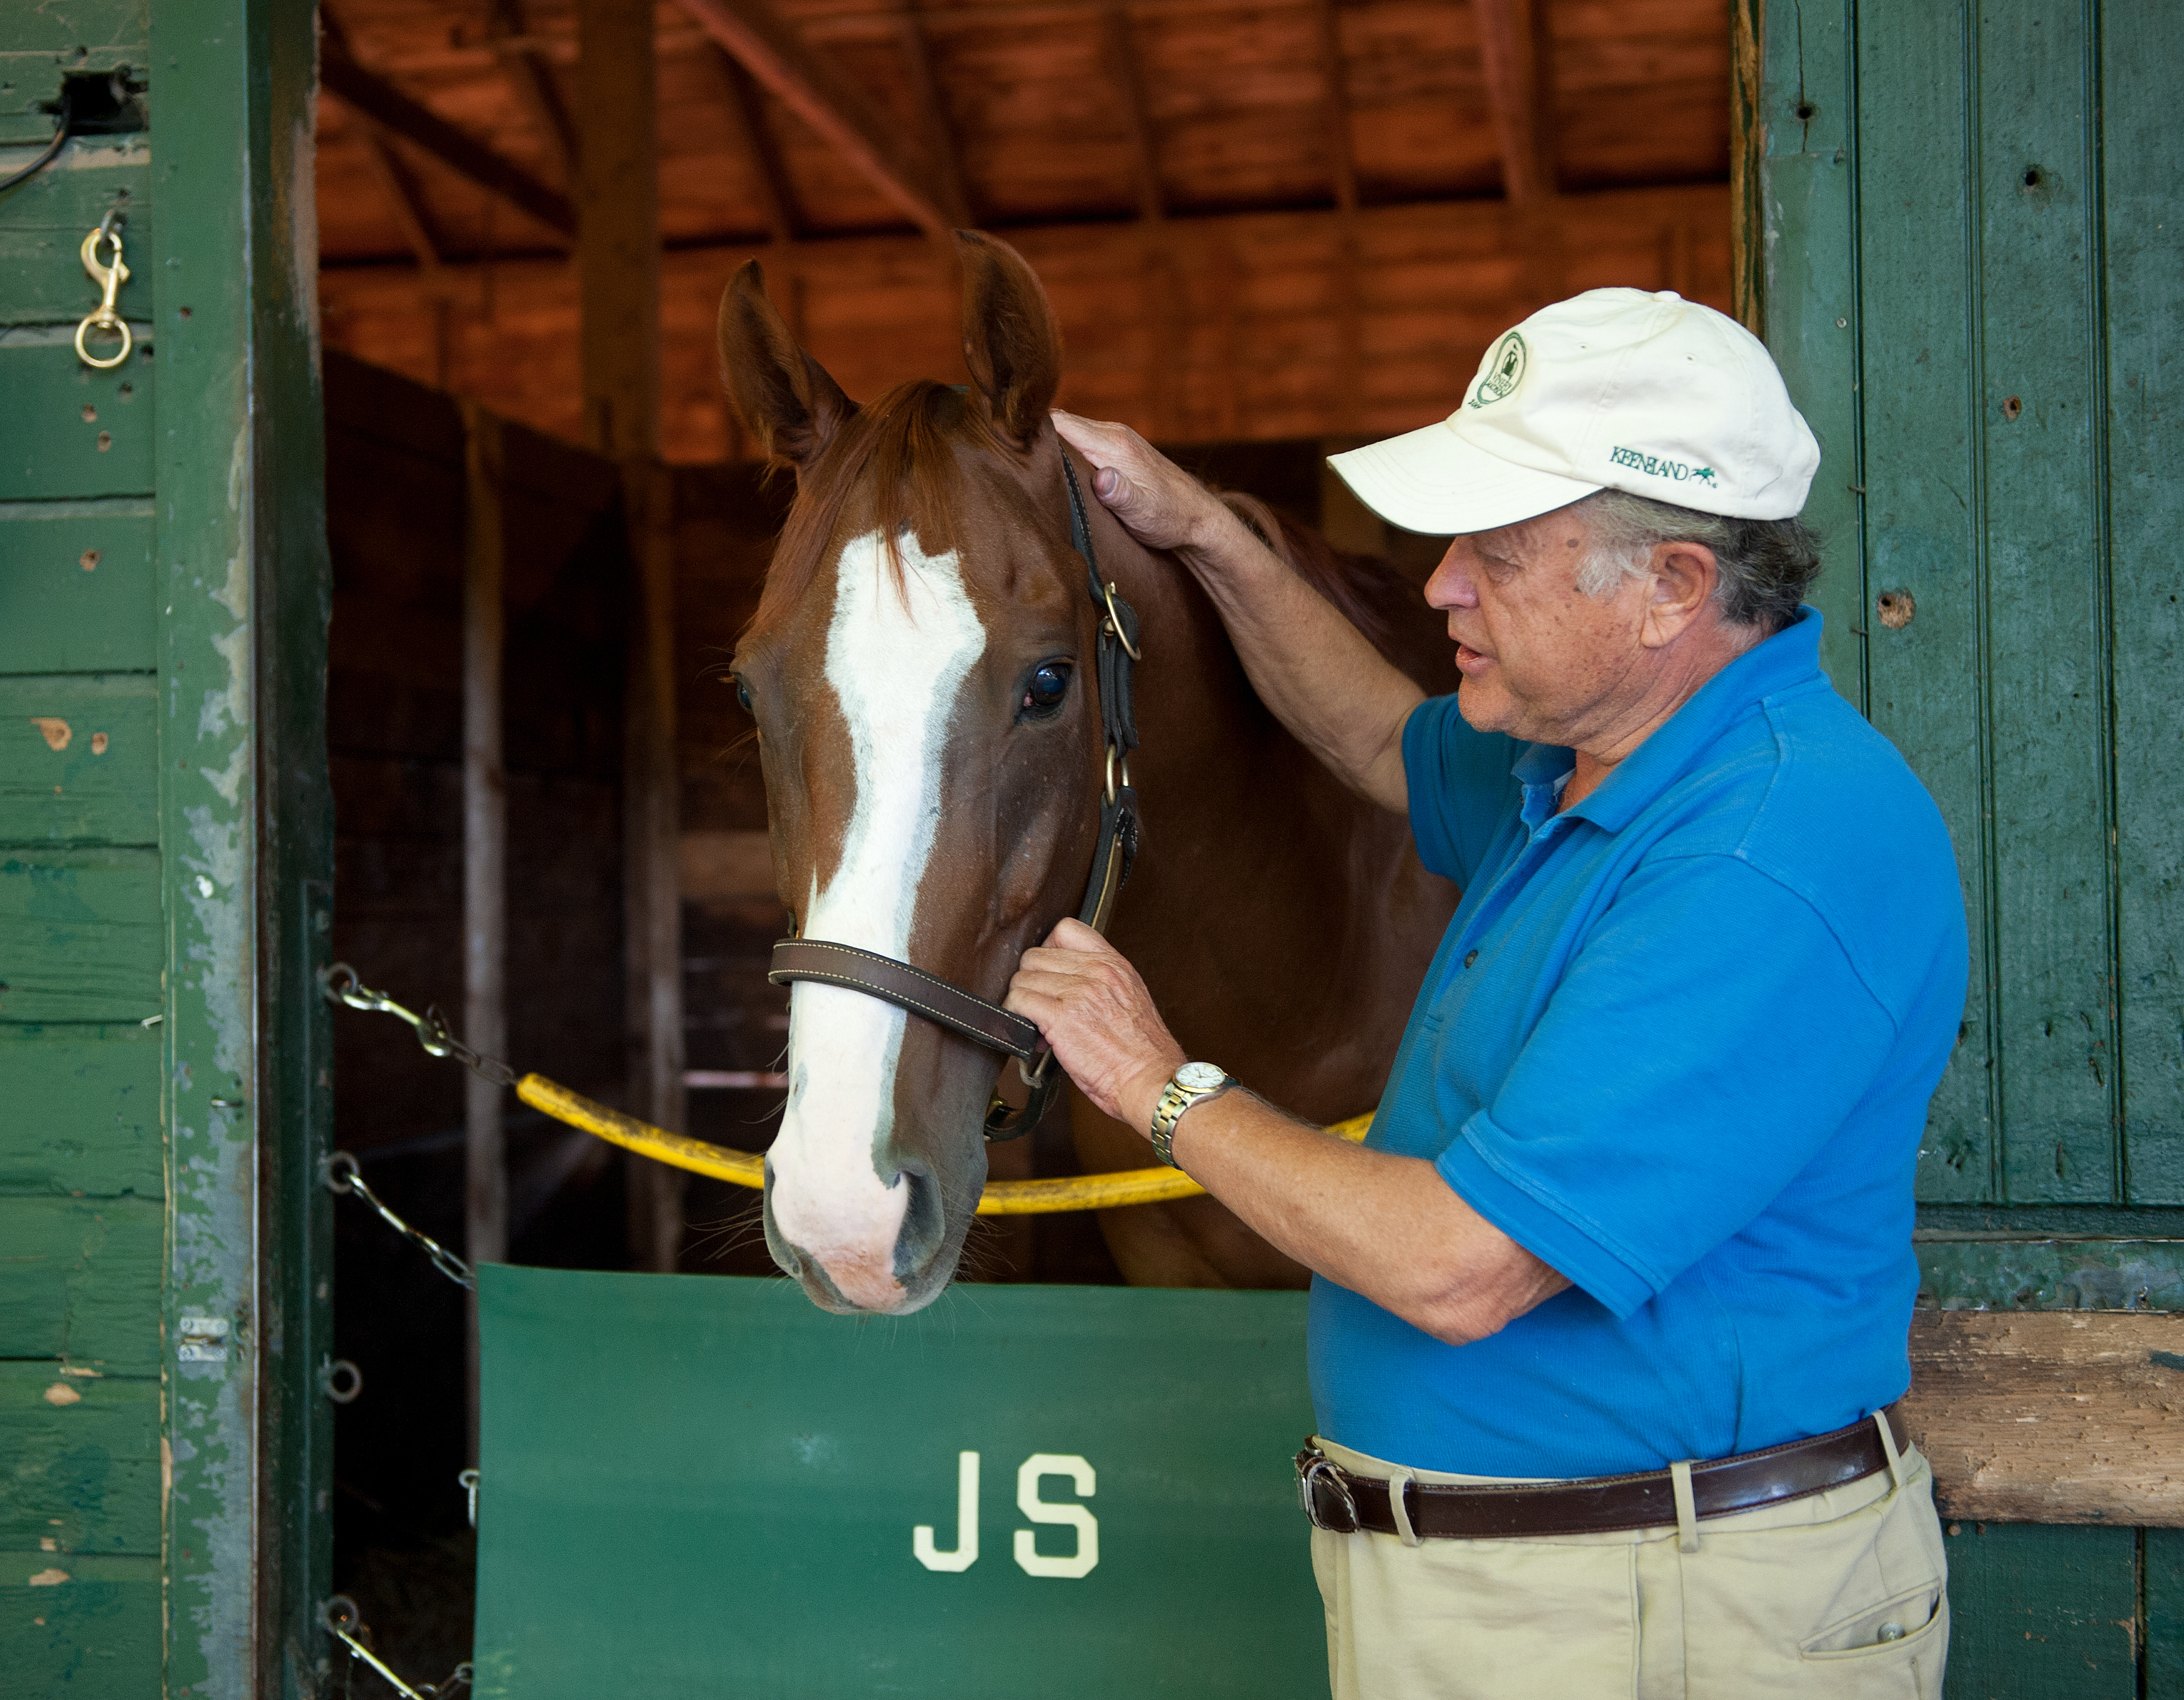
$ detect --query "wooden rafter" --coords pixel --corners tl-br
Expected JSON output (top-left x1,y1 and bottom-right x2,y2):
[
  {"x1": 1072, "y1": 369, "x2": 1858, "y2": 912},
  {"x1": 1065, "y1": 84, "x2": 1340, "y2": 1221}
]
[
  {"x1": 1101, "y1": 4, "x2": 1163, "y2": 223},
  {"x1": 323, "y1": 8, "x2": 444, "y2": 271},
  {"x1": 708, "y1": 46, "x2": 801, "y2": 244},
  {"x1": 487, "y1": 0, "x2": 580, "y2": 185},
  {"x1": 895, "y1": 0, "x2": 973, "y2": 230},
  {"x1": 674, "y1": 0, "x2": 957, "y2": 238},
  {"x1": 321, "y1": 43, "x2": 577, "y2": 241},
  {"x1": 1471, "y1": 0, "x2": 1555, "y2": 205},
  {"x1": 358, "y1": 129, "x2": 446, "y2": 270}
]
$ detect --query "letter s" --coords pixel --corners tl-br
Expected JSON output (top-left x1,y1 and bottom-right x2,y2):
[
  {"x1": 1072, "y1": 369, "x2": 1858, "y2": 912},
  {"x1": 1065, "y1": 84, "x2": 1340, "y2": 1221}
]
[{"x1": 1013, "y1": 1453, "x2": 1098, "y2": 1579}]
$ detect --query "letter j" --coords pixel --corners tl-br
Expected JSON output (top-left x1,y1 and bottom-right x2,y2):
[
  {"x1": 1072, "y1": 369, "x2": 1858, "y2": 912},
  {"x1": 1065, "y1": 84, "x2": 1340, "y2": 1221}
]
[{"x1": 914, "y1": 1450, "x2": 980, "y2": 1571}]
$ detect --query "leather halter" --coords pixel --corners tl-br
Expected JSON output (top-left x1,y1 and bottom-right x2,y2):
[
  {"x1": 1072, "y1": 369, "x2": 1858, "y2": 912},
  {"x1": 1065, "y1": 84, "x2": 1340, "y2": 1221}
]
[{"x1": 768, "y1": 449, "x2": 1143, "y2": 1140}]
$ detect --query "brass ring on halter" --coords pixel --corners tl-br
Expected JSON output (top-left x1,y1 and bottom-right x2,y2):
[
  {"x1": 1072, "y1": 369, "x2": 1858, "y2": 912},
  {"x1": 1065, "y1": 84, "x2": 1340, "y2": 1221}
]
[
  {"x1": 1103, "y1": 745, "x2": 1130, "y2": 804},
  {"x1": 74, "y1": 310, "x2": 130, "y2": 369},
  {"x1": 1101, "y1": 581, "x2": 1141, "y2": 660}
]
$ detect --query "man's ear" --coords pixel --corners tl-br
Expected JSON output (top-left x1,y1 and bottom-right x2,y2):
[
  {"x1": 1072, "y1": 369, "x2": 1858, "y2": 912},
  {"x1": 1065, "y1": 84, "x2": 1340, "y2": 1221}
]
[
  {"x1": 956, "y1": 230, "x2": 1062, "y2": 447},
  {"x1": 1638, "y1": 540, "x2": 1721, "y2": 648},
  {"x1": 716, "y1": 260, "x2": 857, "y2": 470}
]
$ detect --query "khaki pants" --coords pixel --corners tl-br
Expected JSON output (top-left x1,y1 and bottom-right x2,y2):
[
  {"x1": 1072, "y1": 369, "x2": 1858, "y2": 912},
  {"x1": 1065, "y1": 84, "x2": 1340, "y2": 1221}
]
[{"x1": 1310, "y1": 1434, "x2": 1949, "y2": 1699}]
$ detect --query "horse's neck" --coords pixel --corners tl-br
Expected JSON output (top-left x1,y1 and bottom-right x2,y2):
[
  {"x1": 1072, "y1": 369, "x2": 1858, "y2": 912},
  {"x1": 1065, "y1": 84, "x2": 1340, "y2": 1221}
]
[{"x1": 1106, "y1": 529, "x2": 1368, "y2": 902}]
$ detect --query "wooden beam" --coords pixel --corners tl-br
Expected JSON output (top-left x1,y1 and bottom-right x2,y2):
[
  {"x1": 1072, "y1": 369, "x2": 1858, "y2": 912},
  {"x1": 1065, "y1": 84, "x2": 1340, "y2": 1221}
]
[
  {"x1": 321, "y1": 44, "x2": 578, "y2": 241},
  {"x1": 1471, "y1": 0, "x2": 1554, "y2": 206},
  {"x1": 1311, "y1": 0, "x2": 1357, "y2": 215},
  {"x1": 708, "y1": 45, "x2": 801, "y2": 245},
  {"x1": 576, "y1": 0, "x2": 661, "y2": 457},
  {"x1": 895, "y1": 1, "x2": 973, "y2": 230},
  {"x1": 357, "y1": 133, "x2": 444, "y2": 271},
  {"x1": 674, "y1": 0, "x2": 957, "y2": 237},
  {"x1": 1102, "y1": 4, "x2": 1164, "y2": 223},
  {"x1": 1310, "y1": 0, "x2": 1360, "y2": 429},
  {"x1": 621, "y1": 462, "x2": 688, "y2": 1274},
  {"x1": 1903, "y1": 1309, "x2": 2184, "y2": 1526},
  {"x1": 487, "y1": 0, "x2": 581, "y2": 185},
  {"x1": 459, "y1": 401, "x2": 509, "y2": 1457}
]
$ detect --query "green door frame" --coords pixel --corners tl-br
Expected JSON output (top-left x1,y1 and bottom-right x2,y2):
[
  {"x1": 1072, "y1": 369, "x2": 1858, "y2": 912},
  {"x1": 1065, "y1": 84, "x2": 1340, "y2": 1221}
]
[
  {"x1": 152, "y1": 2, "x2": 333, "y2": 1693},
  {"x1": 0, "y1": 1, "x2": 331, "y2": 1692}
]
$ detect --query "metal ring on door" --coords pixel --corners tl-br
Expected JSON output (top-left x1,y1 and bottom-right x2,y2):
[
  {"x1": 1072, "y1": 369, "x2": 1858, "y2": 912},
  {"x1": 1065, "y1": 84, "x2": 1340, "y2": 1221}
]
[{"x1": 321, "y1": 1358, "x2": 364, "y2": 1404}]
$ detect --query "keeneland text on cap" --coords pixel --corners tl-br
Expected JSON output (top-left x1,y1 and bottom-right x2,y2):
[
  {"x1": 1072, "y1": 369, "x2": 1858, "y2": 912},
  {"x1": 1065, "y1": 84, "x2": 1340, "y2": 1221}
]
[{"x1": 1327, "y1": 288, "x2": 1821, "y2": 535}]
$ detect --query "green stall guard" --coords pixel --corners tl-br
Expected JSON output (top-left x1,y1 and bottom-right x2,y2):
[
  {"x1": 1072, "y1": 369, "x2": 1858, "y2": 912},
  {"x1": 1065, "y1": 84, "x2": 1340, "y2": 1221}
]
[{"x1": 472, "y1": 1268, "x2": 1325, "y2": 1699}]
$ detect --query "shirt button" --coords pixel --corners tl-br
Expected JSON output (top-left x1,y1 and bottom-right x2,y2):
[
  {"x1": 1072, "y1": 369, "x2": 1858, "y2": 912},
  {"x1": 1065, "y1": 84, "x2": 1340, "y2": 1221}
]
[{"x1": 1463, "y1": 950, "x2": 1479, "y2": 968}]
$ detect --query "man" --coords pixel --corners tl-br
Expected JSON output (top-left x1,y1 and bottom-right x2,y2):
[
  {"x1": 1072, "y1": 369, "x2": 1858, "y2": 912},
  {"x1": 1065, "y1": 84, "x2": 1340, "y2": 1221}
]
[{"x1": 1010, "y1": 288, "x2": 1967, "y2": 1697}]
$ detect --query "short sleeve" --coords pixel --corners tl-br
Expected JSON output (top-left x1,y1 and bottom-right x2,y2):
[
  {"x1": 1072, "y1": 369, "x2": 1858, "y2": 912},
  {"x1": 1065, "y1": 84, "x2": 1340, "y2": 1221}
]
[
  {"x1": 1436, "y1": 852, "x2": 1898, "y2": 1318},
  {"x1": 1402, "y1": 696, "x2": 1521, "y2": 886}
]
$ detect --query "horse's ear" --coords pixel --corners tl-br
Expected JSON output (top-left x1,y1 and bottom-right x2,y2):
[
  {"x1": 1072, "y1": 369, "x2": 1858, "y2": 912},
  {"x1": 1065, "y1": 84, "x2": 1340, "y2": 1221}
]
[
  {"x1": 956, "y1": 230, "x2": 1061, "y2": 448},
  {"x1": 716, "y1": 260, "x2": 857, "y2": 469}
]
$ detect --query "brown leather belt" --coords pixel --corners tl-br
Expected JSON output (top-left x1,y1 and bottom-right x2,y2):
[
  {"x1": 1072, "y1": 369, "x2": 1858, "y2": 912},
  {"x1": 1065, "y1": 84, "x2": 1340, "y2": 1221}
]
[{"x1": 1295, "y1": 1407, "x2": 1906, "y2": 1540}]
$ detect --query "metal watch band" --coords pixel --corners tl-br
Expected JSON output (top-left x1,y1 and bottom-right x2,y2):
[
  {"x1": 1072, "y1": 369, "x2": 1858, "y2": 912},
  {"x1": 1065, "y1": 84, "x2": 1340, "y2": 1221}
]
[{"x1": 1149, "y1": 1068, "x2": 1230, "y2": 1168}]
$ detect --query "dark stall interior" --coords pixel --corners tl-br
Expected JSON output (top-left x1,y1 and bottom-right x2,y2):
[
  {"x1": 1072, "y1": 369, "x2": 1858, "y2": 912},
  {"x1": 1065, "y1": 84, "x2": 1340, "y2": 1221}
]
[{"x1": 316, "y1": 350, "x2": 1436, "y2": 1671}]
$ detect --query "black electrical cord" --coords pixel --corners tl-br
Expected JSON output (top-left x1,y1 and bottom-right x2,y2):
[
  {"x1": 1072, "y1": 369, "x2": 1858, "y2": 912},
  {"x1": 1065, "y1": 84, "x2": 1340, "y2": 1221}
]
[{"x1": 0, "y1": 83, "x2": 74, "y2": 198}]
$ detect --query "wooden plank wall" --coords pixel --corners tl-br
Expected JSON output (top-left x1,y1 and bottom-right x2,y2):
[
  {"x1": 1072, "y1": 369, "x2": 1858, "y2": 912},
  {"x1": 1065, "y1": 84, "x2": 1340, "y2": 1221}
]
[
  {"x1": 1752, "y1": 0, "x2": 2184, "y2": 1690},
  {"x1": 1767, "y1": 0, "x2": 2183, "y2": 1216},
  {"x1": 0, "y1": 1, "x2": 164, "y2": 1686},
  {"x1": 319, "y1": 185, "x2": 1732, "y2": 462}
]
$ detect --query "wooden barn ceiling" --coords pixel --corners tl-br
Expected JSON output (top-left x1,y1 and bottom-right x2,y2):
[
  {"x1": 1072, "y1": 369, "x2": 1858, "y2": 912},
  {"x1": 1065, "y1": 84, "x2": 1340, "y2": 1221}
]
[{"x1": 315, "y1": 0, "x2": 1734, "y2": 462}]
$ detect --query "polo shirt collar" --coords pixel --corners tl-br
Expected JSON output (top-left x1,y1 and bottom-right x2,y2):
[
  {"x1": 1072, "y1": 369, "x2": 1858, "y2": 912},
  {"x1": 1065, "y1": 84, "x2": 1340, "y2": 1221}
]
[{"x1": 1511, "y1": 607, "x2": 1827, "y2": 836}]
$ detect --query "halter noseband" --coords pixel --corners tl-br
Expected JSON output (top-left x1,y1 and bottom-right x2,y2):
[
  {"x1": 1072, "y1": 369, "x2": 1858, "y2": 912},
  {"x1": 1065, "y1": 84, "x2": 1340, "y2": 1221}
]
[{"x1": 766, "y1": 449, "x2": 1143, "y2": 1140}]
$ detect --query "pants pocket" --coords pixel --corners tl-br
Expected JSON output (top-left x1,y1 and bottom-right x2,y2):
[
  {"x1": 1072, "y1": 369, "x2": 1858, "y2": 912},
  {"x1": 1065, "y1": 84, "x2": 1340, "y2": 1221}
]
[
  {"x1": 1799, "y1": 1581, "x2": 1944, "y2": 1657},
  {"x1": 1315, "y1": 1528, "x2": 1641, "y2": 1700},
  {"x1": 1796, "y1": 1587, "x2": 1949, "y2": 1700}
]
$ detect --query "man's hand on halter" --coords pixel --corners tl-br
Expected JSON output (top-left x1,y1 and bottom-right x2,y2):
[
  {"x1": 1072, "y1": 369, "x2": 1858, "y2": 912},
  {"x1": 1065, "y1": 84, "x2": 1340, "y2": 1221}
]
[
  {"x1": 1050, "y1": 411, "x2": 1231, "y2": 555},
  {"x1": 1008, "y1": 921, "x2": 1569, "y2": 1347},
  {"x1": 1004, "y1": 917, "x2": 1186, "y2": 1137}
]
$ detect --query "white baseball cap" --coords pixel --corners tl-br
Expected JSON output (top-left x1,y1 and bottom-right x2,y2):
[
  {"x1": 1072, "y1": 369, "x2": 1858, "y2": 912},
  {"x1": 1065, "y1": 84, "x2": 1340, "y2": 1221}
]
[{"x1": 1327, "y1": 288, "x2": 1820, "y2": 535}]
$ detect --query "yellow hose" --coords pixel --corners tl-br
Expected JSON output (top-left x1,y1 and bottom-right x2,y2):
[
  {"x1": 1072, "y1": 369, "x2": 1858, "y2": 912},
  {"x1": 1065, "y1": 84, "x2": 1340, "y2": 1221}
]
[{"x1": 516, "y1": 1075, "x2": 1373, "y2": 1216}]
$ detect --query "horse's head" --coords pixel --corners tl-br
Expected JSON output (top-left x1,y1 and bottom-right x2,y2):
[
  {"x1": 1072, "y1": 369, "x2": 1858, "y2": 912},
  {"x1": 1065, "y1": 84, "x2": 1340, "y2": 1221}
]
[{"x1": 720, "y1": 233, "x2": 1114, "y2": 1314}]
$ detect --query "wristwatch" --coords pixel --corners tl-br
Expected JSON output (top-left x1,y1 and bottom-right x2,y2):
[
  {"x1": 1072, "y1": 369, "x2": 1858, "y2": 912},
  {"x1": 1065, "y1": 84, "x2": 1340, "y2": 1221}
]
[{"x1": 1149, "y1": 1062, "x2": 1233, "y2": 1168}]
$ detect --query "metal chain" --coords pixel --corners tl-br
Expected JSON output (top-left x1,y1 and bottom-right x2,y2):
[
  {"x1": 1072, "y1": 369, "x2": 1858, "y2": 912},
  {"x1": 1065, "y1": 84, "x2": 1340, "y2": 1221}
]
[
  {"x1": 321, "y1": 962, "x2": 519, "y2": 1088},
  {"x1": 322, "y1": 1596, "x2": 472, "y2": 1699},
  {"x1": 323, "y1": 1151, "x2": 475, "y2": 1291}
]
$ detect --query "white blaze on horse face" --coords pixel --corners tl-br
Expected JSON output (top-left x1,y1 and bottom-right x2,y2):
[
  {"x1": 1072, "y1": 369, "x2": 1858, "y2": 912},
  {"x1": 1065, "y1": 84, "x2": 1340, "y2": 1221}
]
[{"x1": 771, "y1": 529, "x2": 986, "y2": 1311}]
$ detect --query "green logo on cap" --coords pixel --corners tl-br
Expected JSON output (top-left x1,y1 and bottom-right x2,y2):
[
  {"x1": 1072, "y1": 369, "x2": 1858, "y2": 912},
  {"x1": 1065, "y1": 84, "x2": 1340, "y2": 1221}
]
[
  {"x1": 1611, "y1": 446, "x2": 1718, "y2": 487},
  {"x1": 1468, "y1": 332, "x2": 1528, "y2": 409}
]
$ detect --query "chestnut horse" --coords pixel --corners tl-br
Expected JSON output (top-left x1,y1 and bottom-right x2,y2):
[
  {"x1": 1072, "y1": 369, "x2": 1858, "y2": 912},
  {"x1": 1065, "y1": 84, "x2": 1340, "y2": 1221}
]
[{"x1": 721, "y1": 232, "x2": 1455, "y2": 1315}]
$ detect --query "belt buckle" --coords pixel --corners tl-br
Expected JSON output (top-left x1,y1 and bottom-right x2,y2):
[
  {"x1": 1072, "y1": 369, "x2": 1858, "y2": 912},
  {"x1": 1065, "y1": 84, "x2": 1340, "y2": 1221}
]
[{"x1": 1294, "y1": 1445, "x2": 1361, "y2": 1535}]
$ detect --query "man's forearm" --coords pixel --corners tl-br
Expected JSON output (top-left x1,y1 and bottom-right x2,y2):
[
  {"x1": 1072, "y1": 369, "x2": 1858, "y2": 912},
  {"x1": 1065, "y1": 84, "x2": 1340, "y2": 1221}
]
[
  {"x1": 1153, "y1": 1086, "x2": 1570, "y2": 1347},
  {"x1": 1176, "y1": 501, "x2": 1425, "y2": 814}
]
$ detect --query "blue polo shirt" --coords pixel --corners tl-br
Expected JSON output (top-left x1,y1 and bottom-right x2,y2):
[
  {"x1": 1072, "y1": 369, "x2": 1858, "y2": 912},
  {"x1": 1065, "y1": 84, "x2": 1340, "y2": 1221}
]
[{"x1": 1307, "y1": 610, "x2": 1967, "y2": 1478}]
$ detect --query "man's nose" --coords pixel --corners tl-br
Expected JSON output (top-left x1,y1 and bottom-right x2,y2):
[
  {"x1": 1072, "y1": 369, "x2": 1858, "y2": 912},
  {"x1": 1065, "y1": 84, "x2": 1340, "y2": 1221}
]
[{"x1": 1425, "y1": 545, "x2": 1478, "y2": 610}]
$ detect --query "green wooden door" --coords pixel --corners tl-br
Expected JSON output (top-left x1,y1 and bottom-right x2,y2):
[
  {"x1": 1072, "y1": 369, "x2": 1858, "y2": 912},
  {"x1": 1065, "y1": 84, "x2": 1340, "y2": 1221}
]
[
  {"x1": 0, "y1": 2, "x2": 331, "y2": 1694},
  {"x1": 1744, "y1": 1, "x2": 2183, "y2": 1693}
]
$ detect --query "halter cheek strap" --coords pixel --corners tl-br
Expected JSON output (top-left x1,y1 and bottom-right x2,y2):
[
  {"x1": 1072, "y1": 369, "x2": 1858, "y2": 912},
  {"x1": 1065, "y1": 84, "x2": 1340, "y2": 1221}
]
[{"x1": 767, "y1": 445, "x2": 1144, "y2": 1141}]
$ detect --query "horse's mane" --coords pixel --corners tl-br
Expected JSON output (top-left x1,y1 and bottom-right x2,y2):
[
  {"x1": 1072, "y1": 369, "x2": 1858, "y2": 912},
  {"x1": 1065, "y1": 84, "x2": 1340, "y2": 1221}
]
[
  {"x1": 751, "y1": 386, "x2": 1422, "y2": 672},
  {"x1": 752, "y1": 379, "x2": 992, "y2": 633},
  {"x1": 1216, "y1": 491, "x2": 1411, "y2": 662}
]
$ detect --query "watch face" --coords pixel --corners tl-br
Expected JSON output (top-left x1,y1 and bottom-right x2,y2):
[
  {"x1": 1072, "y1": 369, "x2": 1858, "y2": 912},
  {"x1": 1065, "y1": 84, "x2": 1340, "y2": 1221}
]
[{"x1": 1176, "y1": 1062, "x2": 1226, "y2": 1093}]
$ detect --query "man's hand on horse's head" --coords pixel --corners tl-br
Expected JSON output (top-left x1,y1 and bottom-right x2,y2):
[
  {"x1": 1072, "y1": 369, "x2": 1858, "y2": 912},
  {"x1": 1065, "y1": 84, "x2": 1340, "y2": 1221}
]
[
  {"x1": 1005, "y1": 917, "x2": 1187, "y2": 1139},
  {"x1": 1051, "y1": 410, "x2": 1226, "y2": 557}
]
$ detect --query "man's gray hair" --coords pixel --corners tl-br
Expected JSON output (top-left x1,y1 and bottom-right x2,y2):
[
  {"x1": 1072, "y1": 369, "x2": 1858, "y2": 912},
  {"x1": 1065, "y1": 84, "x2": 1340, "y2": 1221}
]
[{"x1": 1571, "y1": 489, "x2": 1823, "y2": 632}]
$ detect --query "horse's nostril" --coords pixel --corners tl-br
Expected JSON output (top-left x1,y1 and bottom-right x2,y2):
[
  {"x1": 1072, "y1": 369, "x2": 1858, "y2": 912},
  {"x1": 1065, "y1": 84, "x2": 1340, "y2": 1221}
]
[
  {"x1": 760, "y1": 1186, "x2": 805, "y2": 1279},
  {"x1": 894, "y1": 1166, "x2": 947, "y2": 1279}
]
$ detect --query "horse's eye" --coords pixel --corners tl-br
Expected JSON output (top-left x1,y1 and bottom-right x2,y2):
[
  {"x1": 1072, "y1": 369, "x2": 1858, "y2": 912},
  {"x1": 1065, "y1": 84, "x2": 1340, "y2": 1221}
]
[
  {"x1": 1023, "y1": 662, "x2": 1072, "y2": 715},
  {"x1": 734, "y1": 680, "x2": 754, "y2": 714}
]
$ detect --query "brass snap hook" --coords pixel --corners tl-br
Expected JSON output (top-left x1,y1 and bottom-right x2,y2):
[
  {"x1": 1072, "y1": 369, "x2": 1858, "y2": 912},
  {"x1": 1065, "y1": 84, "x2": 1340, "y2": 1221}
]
[
  {"x1": 75, "y1": 218, "x2": 132, "y2": 369},
  {"x1": 1101, "y1": 581, "x2": 1141, "y2": 660}
]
